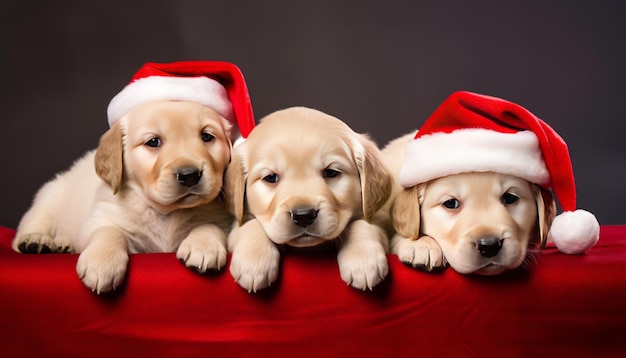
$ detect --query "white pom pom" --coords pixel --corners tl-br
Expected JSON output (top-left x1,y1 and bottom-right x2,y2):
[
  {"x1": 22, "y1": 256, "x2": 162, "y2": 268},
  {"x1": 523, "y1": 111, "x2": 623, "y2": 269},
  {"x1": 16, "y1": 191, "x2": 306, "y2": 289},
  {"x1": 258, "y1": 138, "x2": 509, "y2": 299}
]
[{"x1": 548, "y1": 210, "x2": 600, "y2": 254}]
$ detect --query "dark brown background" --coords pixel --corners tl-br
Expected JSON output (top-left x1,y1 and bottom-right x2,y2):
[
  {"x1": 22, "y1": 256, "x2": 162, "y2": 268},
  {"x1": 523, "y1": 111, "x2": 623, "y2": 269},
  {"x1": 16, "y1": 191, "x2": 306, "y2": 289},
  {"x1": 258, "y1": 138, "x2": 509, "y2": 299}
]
[{"x1": 2, "y1": 1, "x2": 624, "y2": 228}]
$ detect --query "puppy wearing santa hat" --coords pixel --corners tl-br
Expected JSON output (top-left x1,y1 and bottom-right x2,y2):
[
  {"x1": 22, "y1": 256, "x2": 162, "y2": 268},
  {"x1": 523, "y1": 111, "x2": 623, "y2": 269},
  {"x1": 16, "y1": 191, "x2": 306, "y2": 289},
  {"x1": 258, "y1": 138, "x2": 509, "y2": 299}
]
[
  {"x1": 383, "y1": 91, "x2": 599, "y2": 275},
  {"x1": 12, "y1": 61, "x2": 255, "y2": 293}
]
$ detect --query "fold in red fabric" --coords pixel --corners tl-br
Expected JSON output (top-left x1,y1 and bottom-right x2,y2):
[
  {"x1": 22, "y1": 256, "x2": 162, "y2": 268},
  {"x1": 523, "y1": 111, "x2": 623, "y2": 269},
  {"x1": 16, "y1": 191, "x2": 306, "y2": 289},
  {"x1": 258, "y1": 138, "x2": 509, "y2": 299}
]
[{"x1": 1, "y1": 226, "x2": 625, "y2": 357}]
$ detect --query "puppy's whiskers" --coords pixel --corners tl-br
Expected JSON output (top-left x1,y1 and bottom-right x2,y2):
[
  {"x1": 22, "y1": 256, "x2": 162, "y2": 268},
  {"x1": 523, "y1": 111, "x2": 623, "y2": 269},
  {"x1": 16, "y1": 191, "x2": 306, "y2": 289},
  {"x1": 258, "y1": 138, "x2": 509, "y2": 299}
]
[{"x1": 521, "y1": 247, "x2": 543, "y2": 272}]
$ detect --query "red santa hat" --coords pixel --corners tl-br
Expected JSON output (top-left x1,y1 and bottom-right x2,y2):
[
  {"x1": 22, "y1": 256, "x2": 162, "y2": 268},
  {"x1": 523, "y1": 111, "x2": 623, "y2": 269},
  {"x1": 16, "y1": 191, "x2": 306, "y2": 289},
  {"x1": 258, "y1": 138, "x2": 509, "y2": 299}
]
[
  {"x1": 107, "y1": 61, "x2": 255, "y2": 140},
  {"x1": 399, "y1": 91, "x2": 599, "y2": 254}
]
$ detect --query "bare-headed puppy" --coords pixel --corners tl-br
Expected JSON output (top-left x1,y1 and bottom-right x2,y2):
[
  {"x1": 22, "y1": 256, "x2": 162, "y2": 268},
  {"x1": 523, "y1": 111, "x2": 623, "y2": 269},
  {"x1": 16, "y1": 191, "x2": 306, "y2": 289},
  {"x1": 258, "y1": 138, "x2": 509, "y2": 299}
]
[
  {"x1": 225, "y1": 107, "x2": 393, "y2": 292},
  {"x1": 382, "y1": 133, "x2": 556, "y2": 275},
  {"x1": 13, "y1": 100, "x2": 234, "y2": 293}
]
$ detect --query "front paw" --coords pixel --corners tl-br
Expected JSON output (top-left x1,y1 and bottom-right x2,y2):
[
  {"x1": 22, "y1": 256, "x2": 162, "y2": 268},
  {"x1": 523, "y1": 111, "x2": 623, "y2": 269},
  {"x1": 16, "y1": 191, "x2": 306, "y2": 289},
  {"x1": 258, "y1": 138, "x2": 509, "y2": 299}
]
[
  {"x1": 76, "y1": 244, "x2": 129, "y2": 294},
  {"x1": 392, "y1": 235, "x2": 447, "y2": 272},
  {"x1": 229, "y1": 244, "x2": 280, "y2": 293},
  {"x1": 13, "y1": 233, "x2": 56, "y2": 254},
  {"x1": 338, "y1": 243, "x2": 389, "y2": 291},
  {"x1": 177, "y1": 231, "x2": 227, "y2": 273}
]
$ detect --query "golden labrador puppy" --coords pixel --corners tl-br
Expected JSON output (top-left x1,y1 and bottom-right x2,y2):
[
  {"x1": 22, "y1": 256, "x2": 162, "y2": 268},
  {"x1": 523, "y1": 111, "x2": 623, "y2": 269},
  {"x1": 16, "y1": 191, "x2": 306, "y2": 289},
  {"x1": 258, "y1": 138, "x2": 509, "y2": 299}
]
[
  {"x1": 225, "y1": 107, "x2": 393, "y2": 292},
  {"x1": 381, "y1": 133, "x2": 555, "y2": 275},
  {"x1": 383, "y1": 91, "x2": 599, "y2": 274},
  {"x1": 13, "y1": 101, "x2": 234, "y2": 293}
]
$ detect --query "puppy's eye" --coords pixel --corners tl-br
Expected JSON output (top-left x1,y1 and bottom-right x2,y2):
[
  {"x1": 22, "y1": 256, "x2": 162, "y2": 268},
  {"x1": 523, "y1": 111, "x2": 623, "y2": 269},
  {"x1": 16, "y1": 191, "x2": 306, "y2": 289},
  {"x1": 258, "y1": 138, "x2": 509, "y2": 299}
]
[
  {"x1": 502, "y1": 193, "x2": 519, "y2": 205},
  {"x1": 442, "y1": 198, "x2": 460, "y2": 209},
  {"x1": 263, "y1": 173, "x2": 279, "y2": 184},
  {"x1": 323, "y1": 168, "x2": 341, "y2": 178},
  {"x1": 201, "y1": 133, "x2": 215, "y2": 143},
  {"x1": 145, "y1": 137, "x2": 162, "y2": 148}
]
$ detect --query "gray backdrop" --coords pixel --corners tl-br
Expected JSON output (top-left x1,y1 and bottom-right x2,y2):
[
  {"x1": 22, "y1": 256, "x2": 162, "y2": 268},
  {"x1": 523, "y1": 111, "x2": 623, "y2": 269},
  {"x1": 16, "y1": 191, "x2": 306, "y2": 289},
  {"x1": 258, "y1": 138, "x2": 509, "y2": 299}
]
[{"x1": 2, "y1": 1, "x2": 625, "y2": 228}]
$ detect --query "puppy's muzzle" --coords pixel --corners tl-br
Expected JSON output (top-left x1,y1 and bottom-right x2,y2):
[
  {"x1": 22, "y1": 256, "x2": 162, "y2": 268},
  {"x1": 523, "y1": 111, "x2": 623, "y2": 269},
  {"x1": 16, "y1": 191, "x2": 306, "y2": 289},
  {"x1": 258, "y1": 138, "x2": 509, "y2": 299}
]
[
  {"x1": 476, "y1": 237, "x2": 504, "y2": 258},
  {"x1": 176, "y1": 167, "x2": 203, "y2": 187},
  {"x1": 290, "y1": 208, "x2": 319, "y2": 228}
]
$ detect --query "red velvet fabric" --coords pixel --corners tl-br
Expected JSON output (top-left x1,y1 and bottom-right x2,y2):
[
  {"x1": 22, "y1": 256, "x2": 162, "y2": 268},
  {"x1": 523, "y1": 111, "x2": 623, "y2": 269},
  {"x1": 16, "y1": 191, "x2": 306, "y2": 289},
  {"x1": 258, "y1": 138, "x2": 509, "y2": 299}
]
[{"x1": 1, "y1": 226, "x2": 625, "y2": 357}]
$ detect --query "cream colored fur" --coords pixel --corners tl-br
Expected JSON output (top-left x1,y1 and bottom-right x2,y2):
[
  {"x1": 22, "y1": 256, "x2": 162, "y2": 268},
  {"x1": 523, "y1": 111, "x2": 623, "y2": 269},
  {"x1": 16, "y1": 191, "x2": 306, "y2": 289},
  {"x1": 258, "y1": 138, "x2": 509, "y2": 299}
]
[
  {"x1": 225, "y1": 107, "x2": 393, "y2": 292},
  {"x1": 13, "y1": 101, "x2": 235, "y2": 293}
]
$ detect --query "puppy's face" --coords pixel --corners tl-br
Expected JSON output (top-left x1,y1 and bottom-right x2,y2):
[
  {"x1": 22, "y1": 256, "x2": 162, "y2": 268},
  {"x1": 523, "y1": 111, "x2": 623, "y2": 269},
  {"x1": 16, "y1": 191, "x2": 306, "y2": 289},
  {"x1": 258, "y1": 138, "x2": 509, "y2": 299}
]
[
  {"x1": 245, "y1": 129, "x2": 362, "y2": 247},
  {"x1": 418, "y1": 172, "x2": 548, "y2": 275},
  {"x1": 96, "y1": 100, "x2": 232, "y2": 214},
  {"x1": 226, "y1": 107, "x2": 392, "y2": 248}
]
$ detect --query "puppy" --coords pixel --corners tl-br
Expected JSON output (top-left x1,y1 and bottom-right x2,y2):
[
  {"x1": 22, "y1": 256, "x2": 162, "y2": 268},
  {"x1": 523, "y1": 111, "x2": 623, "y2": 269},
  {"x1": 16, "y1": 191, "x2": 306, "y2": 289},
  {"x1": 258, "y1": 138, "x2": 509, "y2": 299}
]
[
  {"x1": 382, "y1": 133, "x2": 556, "y2": 275},
  {"x1": 225, "y1": 107, "x2": 393, "y2": 292},
  {"x1": 13, "y1": 100, "x2": 234, "y2": 293}
]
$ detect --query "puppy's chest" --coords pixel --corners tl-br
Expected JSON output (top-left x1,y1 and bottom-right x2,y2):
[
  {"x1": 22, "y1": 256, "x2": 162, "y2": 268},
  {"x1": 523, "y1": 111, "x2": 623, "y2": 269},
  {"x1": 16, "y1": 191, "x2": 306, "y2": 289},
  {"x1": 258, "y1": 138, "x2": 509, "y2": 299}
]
[
  {"x1": 123, "y1": 203, "x2": 232, "y2": 253},
  {"x1": 125, "y1": 211, "x2": 195, "y2": 253}
]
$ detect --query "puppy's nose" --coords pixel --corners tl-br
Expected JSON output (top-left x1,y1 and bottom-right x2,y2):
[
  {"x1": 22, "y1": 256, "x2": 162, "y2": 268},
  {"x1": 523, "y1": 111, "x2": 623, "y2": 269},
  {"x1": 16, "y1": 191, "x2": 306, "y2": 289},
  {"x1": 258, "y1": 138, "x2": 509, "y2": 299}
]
[
  {"x1": 176, "y1": 167, "x2": 202, "y2": 187},
  {"x1": 290, "y1": 208, "x2": 318, "y2": 228},
  {"x1": 476, "y1": 237, "x2": 504, "y2": 258}
]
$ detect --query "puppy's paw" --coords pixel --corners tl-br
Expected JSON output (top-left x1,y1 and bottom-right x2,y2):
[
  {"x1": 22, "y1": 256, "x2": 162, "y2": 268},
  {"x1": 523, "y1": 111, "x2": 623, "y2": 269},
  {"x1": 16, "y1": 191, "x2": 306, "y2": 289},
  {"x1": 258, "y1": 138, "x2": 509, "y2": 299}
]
[
  {"x1": 177, "y1": 235, "x2": 227, "y2": 273},
  {"x1": 338, "y1": 242, "x2": 389, "y2": 291},
  {"x1": 76, "y1": 245, "x2": 129, "y2": 294},
  {"x1": 393, "y1": 235, "x2": 447, "y2": 272},
  {"x1": 230, "y1": 244, "x2": 280, "y2": 293},
  {"x1": 53, "y1": 235, "x2": 75, "y2": 253},
  {"x1": 13, "y1": 233, "x2": 56, "y2": 254}
]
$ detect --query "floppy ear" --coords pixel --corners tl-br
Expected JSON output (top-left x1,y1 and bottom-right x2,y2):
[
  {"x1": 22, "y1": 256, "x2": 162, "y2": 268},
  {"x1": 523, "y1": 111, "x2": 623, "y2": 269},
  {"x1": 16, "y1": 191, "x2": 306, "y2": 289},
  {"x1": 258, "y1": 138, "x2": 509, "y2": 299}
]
[
  {"x1": 223, "y1": 149, "x2": 247, "y2": 225},
  {"x1": 391, "y1": 186, "x2": 422, "y2": 239},
  {"x1": 95, "y1": 122, "x2": 124, "y2": 194},
  {"x1": 535, "y1": 186, "x2": 556, "y2": 247},
  {"x1": 353, "y1": 134, "x2": 393, "y2": 222}
]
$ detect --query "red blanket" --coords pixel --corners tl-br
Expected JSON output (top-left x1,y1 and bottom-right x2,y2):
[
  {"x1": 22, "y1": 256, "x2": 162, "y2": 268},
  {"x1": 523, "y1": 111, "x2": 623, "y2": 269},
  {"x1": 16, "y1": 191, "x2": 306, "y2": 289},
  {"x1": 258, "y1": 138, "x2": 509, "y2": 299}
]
[{"x1": 1, "y1": 226, "x2": 625, "y2": 357}]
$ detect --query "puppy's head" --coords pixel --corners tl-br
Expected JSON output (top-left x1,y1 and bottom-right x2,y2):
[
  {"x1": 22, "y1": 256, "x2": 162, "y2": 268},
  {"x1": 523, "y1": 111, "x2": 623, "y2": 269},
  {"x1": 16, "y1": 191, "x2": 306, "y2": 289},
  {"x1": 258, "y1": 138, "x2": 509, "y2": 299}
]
[
  {"x1": 95, "y1": 100, "x2": 233, "y2": 214},
  {"x1": 393, "y1": 172, "x2": 555, "y2": 275},
  {"x1": 225, "y1": 107, "x2": 392, "y2": 247}
]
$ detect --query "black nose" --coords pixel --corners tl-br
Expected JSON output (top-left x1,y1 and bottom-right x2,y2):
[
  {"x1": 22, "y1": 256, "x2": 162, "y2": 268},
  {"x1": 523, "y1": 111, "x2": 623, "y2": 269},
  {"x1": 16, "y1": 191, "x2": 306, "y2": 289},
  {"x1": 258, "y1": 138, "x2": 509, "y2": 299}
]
[
  {"x1": 176, "y1": 168, "x2": 202, "y2": 187},
  {"x1": 476, "y1": 237, "x2": 504, "y2": 258},
  {"x1": 290, "y1": 208, "x2": 318, "y2": 228}
]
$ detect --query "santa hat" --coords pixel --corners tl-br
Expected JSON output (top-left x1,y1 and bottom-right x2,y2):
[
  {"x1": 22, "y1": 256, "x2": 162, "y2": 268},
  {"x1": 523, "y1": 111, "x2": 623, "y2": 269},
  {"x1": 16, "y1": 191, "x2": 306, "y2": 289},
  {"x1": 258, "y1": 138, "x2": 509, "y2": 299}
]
[
  {"x1": 399, "y1": 91, "x2": 599, "y2": 254},
  {"x1": 107, "y1": 61, "x2": 255, "y2": 140}
]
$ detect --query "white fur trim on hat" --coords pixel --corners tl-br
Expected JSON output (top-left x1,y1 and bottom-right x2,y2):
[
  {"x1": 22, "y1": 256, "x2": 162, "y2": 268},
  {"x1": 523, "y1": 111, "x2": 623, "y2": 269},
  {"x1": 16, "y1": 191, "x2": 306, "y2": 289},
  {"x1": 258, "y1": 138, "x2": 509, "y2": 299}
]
[
  {"x1": 399, "y1": 129, "x2": 550, "y2": 188},
  {"x1": 548, "y1": 210, "x2": 600, "y2": 254},
  {"x1": 106, "y1": 76, "x2": 234, "y2": 127}
]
